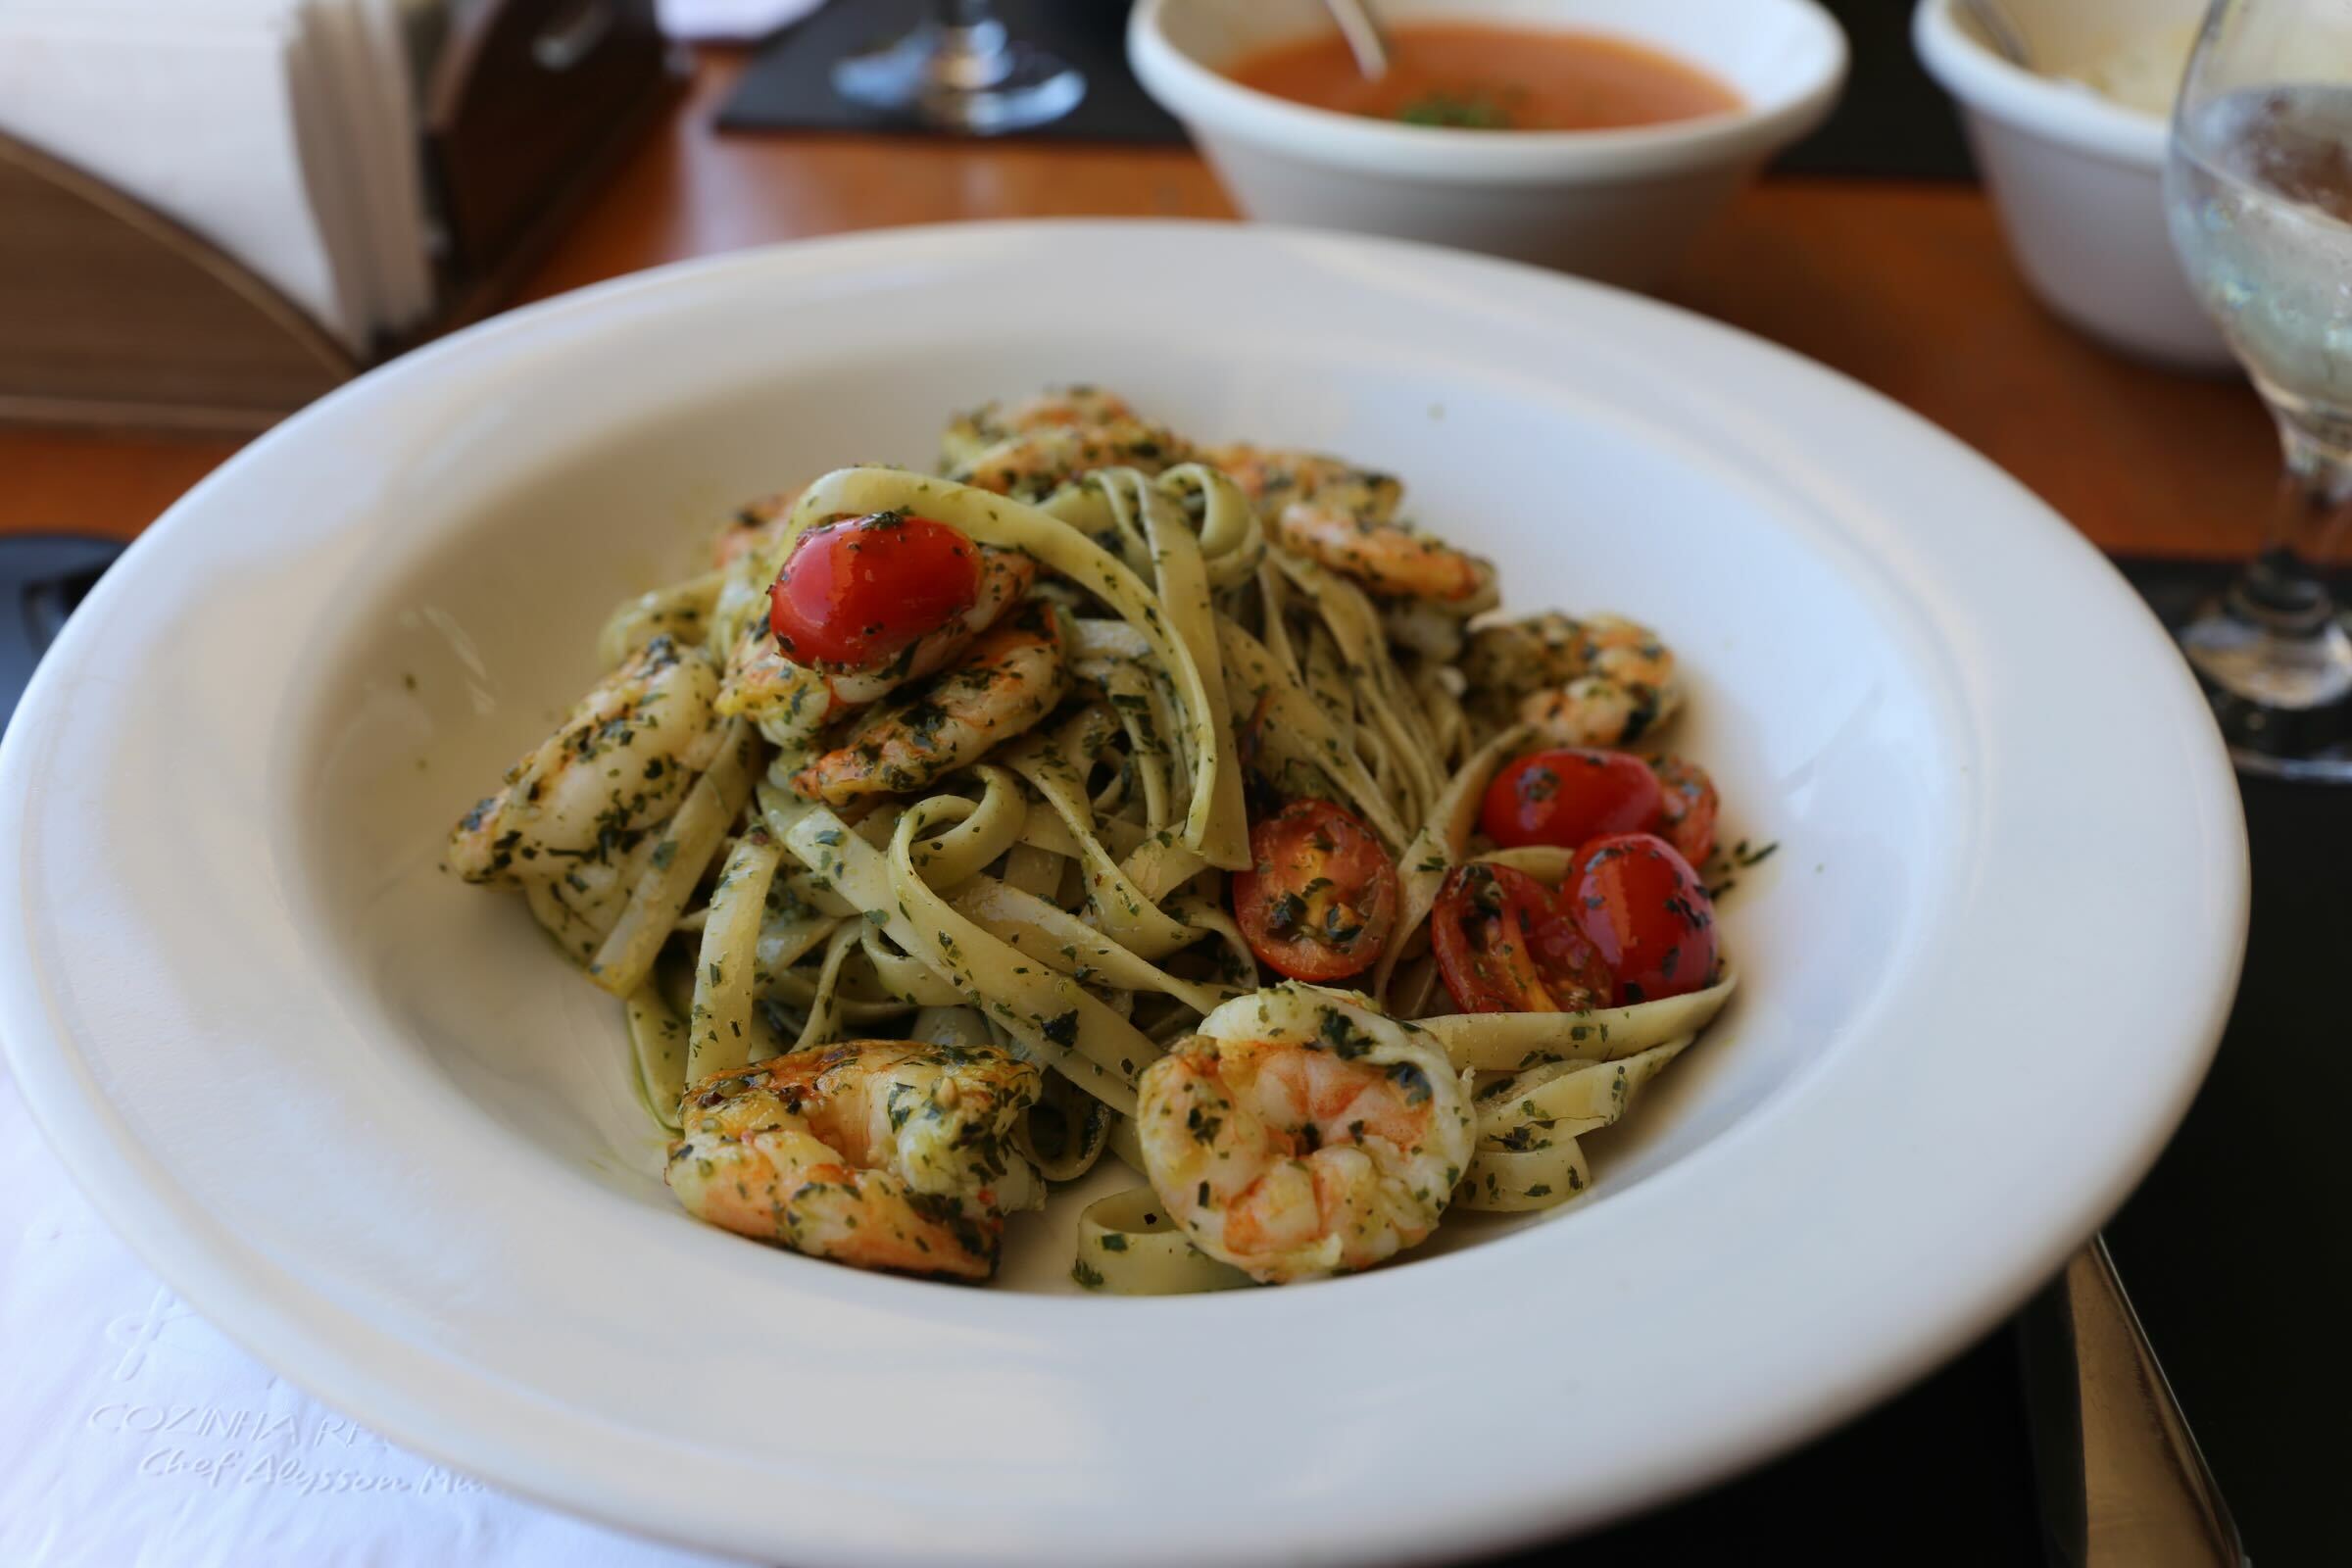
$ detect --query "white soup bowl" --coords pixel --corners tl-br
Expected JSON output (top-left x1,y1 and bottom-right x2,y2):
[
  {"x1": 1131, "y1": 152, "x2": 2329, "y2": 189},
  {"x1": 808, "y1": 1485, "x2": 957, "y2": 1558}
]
[{"x1": 1130, "y1": 0, "x2": 1847, "y2": 290}]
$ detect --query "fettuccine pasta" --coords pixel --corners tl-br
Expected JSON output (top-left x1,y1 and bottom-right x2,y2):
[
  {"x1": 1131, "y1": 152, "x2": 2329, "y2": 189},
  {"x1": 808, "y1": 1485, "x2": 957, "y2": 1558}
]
[{"x1": 447, "y1": 386, "x2": 1743, "y2": 1290}]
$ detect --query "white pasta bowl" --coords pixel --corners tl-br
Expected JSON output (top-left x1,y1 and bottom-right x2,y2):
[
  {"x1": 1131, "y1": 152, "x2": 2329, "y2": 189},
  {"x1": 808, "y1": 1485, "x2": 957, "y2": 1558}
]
[
  {"x1": 1130, "y1": 0, "x2": 1848, "y2": 289},
  {"x1": 0, "y1": 222, "x2": 2243, "y2": 1564}
]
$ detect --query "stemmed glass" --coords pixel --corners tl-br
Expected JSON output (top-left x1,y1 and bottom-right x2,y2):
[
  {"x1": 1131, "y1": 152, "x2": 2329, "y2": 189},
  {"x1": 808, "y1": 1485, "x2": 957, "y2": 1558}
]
[
  {"x1": 2164, "y1": 0, "x2": 2352, "y2": 779},
  {"x1": 833, "y1": 0, "x2": 1086, "y2": 135}
]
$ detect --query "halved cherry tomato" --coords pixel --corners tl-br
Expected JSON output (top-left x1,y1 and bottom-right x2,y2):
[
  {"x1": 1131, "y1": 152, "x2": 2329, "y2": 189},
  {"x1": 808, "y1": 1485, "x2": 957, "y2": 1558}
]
[
  {"x1": 1231, "y1": 800, "x2": 1399, "y2": 981},
  {"x1": 1480, "y1": 749, "x2": 1662, "y2": 851},
  {"x1": 1566, "y1": 832, "x2": 1717, "y2": 1005},
  {"x1": 1649, "y1": 757, "x2": 1719, "y2": 866},
  {"x1": 1431, "y1": 861, "x2": 1615, "y2": 1014},
  {"x1": 768, "y1": 511, "x2": 980, "y2": 668}
]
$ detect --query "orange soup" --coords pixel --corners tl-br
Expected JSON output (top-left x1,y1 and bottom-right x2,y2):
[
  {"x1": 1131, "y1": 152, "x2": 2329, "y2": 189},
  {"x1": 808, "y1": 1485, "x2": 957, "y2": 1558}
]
[{"x1": 1224, "y1": 24, "x2": 1741, "y2": 132}]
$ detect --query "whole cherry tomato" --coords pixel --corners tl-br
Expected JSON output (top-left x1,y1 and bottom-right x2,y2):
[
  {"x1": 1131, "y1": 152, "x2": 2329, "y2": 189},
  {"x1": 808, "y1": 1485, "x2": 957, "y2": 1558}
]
[
  {"x1": 1431, "y1": 861, "x2": 1615, "y2": 1013},
  {"x1": 1565, "y1": 832, "x2": 1717, "y2": 1005},
  {"x1": 1480, "y1": 748, "x2": 1663, "y2": 851},
  {"x1": 768, "y1": 511, "x2": 980, "y2": 668},
  {"x1": 1480, "y1": 748, "x2": 1726, "y2": 872},
  {"x1": 1232, "y1": 800, "x2": 1399, "y2": 981}
]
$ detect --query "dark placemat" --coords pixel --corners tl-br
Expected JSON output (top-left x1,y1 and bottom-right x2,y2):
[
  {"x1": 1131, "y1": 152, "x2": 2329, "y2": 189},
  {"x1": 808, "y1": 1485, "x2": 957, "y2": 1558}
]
[
  {"x1": 1544, "y1": 1329, "x2": 2046, "y2": 1565},
  {"x1": 0, "y1": 534, "x2": 120, "y2": 736},
  {"x1": 1786, "y1": 0, "x2": 1976, "y2": 178},
  {"x1": 2093, "y1": 559, "x2": 2349, "y2": 1565},
  {"x1": 719, "y1": 0, "x2": 1186, "y2": 143},
  {"x1": 720, "y1": 1, "x2": 1976, "y2": 174},
  {"x1": 0, "y1": 542, "x2": 2341, "y2": 1560}
]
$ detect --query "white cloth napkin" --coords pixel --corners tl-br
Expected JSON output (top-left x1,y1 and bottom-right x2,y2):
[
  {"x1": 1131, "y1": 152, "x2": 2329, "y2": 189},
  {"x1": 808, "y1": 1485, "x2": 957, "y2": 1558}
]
[{"x1": 0, "y1": 1060, "x2": 746, "y2": 1568}]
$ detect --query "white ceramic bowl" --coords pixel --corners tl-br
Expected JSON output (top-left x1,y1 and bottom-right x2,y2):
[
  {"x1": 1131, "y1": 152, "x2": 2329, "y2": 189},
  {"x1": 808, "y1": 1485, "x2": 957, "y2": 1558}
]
[
  {"x1": 0, "y1": 222, "x2": 2244, "y2": 1564},
  {"x1": 1129, "y1": 0, "x2": 1847, "y2": 289},
  {"x1": 1915, "y1": 0, "x2": 2233, "y2": 369}
]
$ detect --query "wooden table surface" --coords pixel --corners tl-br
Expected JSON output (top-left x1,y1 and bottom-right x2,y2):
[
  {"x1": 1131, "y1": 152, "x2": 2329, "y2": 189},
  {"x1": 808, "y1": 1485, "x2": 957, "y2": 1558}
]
[{"x1": 0, "y1": 51, "x2": 2293, "y2": 559}]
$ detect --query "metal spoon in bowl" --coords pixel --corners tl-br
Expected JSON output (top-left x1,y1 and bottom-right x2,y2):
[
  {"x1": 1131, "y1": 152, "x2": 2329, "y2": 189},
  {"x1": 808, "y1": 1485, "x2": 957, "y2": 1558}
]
[{"x1": 1322, "y1": 0, "x2": 1390, "y2": 80}]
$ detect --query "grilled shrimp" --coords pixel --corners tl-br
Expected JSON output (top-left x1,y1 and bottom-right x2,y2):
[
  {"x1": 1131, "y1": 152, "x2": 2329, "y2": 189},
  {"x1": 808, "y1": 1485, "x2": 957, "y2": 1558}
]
[
  {"x1": 715, "y1": 544, "x2": 1039, "y2": 744},
  {"x1": 942, "y1": 385, "x2": 1137, "y2": 467},
  {"x1": 1275, "y1": 506, "x2": 1493, "y2": 604},
  {"x1": 666, "y1": 1040, "x2": 1044, "y2": 1280},
  {"x1": 950, "y1": 419, "x2": 1191, "y2": 502},
  {"x1": 1200, "y1": 445, "x2": 1403, "y2": 520},
  {"x1": 1203, "y1": 443, "x2": 1492, "y2": 605},
  {"x1": 709, "y1": 487, "x2": 804, "y2": 569},
  {"x1": 1464, "y1": 612, "x2": 1683, "y2": 748},
  {"x1": 791, "y1": 602, "x2": 1069, "y2": 805},
  {"x1": 1137, "y1": 987, "x2": 1473, "y2": 1285},
  {"x1": 447, "y1": 635, "x2": 721, "y2": 883}
]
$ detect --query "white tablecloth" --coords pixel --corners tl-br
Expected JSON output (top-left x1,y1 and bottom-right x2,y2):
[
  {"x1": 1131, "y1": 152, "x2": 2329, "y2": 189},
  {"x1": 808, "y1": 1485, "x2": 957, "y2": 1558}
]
[{"x1": 0, "y1": 1063, "x2": 747, "y2": 1568}]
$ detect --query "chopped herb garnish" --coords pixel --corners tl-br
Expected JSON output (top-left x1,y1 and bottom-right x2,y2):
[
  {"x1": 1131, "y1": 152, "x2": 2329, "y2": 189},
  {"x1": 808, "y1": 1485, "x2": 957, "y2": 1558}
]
[{"x1": 1396, "y1": 90, "x2": 1516, "y2": 130}]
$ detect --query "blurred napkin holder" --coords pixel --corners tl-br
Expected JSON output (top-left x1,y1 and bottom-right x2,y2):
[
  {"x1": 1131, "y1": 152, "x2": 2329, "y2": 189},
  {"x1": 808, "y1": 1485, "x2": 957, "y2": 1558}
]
[{"x1": 0, "y1": 0, "x2": 680, "y2": 434}]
